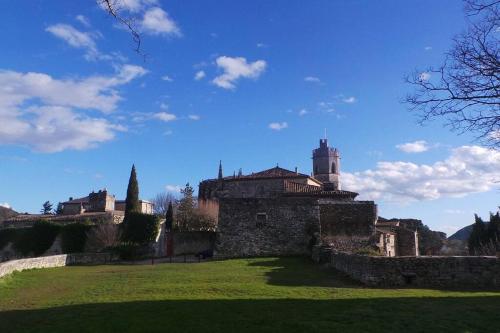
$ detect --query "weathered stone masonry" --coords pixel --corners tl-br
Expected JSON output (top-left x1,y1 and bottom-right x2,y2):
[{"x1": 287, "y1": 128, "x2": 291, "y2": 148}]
[
  {"x1": 314, "y1": 246, "x2": 500, "y2": 288},
  {"x1": 217, "y1": 197, "x2": 320, "y2": 257}
]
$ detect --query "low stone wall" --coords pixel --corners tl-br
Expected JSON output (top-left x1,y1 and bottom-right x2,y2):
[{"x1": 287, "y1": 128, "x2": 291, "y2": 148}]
[
  {"x1": 0, "y1": 253, "x2": 116, "y2": 278},
  {"x1": 314, "y1": 246, "x2": 500, "y2": 288}
]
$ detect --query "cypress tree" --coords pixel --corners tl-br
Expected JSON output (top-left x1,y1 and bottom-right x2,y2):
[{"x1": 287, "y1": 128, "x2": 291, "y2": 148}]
[
  {"x1": 468, "y1": 214, "x2": 486, "y2": 254},
  {"x1": 165, "y1": 201, "x2": 174, "y2": 232},
  {"x1": 125, "y1": 164, "x2": 140, "y2": 219}
]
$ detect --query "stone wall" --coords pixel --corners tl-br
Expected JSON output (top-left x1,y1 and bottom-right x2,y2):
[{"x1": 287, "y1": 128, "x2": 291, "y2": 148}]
[
  {"x1": 0, "y1": 253, "x2": 116, "y2": 279},
  {"x1": 170, "y1": 231, "x2": 216, "y2": 256},
  {"x1": 319, "y1": 200, "x2": 376, "y2": 238},
  {"x1": 217, "y1": 197, "x2": 319, "y2": 257},
  {"x1": 396, "y1": 227, "x2": 419, "y2": 256},
  {"x1": 314, "y1": 246, "x2": 500, "y2": 288}
]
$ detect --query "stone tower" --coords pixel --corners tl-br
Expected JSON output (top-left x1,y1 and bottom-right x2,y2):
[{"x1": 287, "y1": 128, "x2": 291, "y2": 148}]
[{"x1": 312, "y1": 138, "x2": 340, "y2": 190}]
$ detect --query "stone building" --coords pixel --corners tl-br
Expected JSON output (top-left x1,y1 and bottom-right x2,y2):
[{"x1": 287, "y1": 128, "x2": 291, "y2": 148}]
[
  {"x1": 61, "y1": 189, "x2": 153, "y2": 216},
  {"x1": 198, "y1": 138, "x2": 414, "y2": 257},
  {"x1": 1, "y1": 189, "x2": 153, "y2": 229}
]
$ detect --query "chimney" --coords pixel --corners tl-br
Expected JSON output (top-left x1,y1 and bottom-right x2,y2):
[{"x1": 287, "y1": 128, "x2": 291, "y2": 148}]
[{"x1": 294, "y1": 167, "x2": 298, "y2": 174}]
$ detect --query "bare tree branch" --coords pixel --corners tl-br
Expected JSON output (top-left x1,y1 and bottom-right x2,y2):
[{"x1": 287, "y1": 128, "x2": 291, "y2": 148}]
[
  {"x1": 405, "y1": 0, "x2": 500, "y2": 148},
  {"x1": 97, "y1": 0, "x2": 146, "y2": 59}
]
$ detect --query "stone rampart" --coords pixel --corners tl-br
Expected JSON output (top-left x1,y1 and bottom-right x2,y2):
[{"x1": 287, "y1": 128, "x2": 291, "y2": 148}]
[{"x1": 314, "y1": 246, "x2": 500, "y2": 288}]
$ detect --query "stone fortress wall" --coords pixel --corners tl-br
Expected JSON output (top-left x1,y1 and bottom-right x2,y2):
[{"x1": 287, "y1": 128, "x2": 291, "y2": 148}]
[{"x1": 314, "y1": 246, "x2": 500, "y2": 288}]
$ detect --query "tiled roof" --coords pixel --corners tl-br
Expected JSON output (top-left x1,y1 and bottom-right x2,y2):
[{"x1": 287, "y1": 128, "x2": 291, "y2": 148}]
[{"x1": 218, "y1": 166, "x2": 310, "y2": 181}]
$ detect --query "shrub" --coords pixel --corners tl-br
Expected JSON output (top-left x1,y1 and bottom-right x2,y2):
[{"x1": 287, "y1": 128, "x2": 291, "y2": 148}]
[
  {"x1": 109, "y1": 243, "x2": 146, "y2": 260},
  {"x1": 61, "y1": 223, "x2": 91, "y2": 253},
  {"x1": 0, "y1": 228, "x2": 17, "y2": 250},
  {"x1": 13, "y1": 221, "x2": 61, "y2": 256},
  {"x1": 354, "y1": 247, "x2": 382, "y2": 256},
  {"x1": 121, "y1": 212, "x2": 160, "y2": 245}
]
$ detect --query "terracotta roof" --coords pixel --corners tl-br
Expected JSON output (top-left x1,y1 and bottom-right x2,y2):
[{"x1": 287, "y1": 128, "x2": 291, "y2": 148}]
[
  {"x1": 215, "y1": 166, "x2": 312, "y2": 181},
  {"x1": 247, "y1": 166, "x2": 308, "y2": 178}
]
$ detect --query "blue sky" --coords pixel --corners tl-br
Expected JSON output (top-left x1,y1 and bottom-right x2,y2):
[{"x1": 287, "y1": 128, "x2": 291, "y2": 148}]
[{"x1": 0, "y1": 0, "x2": 498, "y2": 235}]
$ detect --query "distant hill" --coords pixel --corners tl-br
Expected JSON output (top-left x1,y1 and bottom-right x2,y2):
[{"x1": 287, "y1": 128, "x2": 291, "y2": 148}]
[
  {"x1": 0, "y1": 206, "x2": 18, "y2": 222},
  {"x1": 448, "y1": 223, "x2": 489, "y2": 241}
]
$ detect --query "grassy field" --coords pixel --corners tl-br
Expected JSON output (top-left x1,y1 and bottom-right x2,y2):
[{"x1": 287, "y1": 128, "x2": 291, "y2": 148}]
[{"x1": 0, "y1": 257, "x2": 499, "y2": 332}]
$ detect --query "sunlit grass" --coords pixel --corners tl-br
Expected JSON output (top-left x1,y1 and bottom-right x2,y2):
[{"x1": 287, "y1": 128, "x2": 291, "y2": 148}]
[{"x1": 0, "y1": 257, "x2": 499, "y2": 332}]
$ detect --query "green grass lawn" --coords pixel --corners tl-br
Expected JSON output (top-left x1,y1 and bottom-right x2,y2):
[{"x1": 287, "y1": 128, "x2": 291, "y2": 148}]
[{"x1": 0, "y1": 257, "x2": 499, "y2": 332}]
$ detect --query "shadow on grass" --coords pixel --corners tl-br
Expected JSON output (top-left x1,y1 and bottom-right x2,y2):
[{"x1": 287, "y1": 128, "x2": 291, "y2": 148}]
[
  {"x1": 1, "y1": 297, "x2": 500, "y2": 333},
  {"x1": 247, "y1": 257, "x2": 361, "y2": 288},
  {"x1": 247, "y1": 257, "x2": 500, "y2": 292}
]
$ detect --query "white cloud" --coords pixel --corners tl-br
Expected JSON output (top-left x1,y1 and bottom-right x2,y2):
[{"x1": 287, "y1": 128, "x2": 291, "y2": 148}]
[
  {"x1": 141, "y1": 7, "x2": 181, "y2": 36},
  {"x1": 188, "y1": 115, "x2": 200, "y2": 120},
  {"x1": 342, "y1": 145, "x2": 500, "y2": 202},
  {"x1": 269, "y1": 122, "x2": 288, "y2": 131},
  {"x1": 488, "y1": 130, "x2": 500, "y2": 141},
  {"x1": 0, "y1": 106, "x2": 126, "y2": 153},
  {"x1": 419, "y1": 72, "x2": 431, "y2": 81},
  {"x1": 153, "y1": 112, "x2": 177, "y2": 122},
  {"x1": 0, "y1": 65, "x2": 146, "y2": 152},
  {"x1": 304, "y1": 76, "x2": 320, "y2": 83},
  {"x1": 194, "y1": 70, "x2": 206, "y2": 80},
  {"x1": 424, "y1": 46, "x2": 432, "y2": 51},
  {"x1": 160, "y1": 103, "x2": 169, "y2": 110},
  {"x1": 165, "y1": 184, "x2": 182, "y2": 193},
  {"x1": 75, "y1": 15, "x2": 91, "y2": 27},
  {"x1": 318, "y1": 101, "x2": 336, "y2": 113},
  {"x1": 46, "y1": 24, "x2": 100, "y2": 60},
  {"x1": 212, "y1": 56, "x2": 266, "y2": 90},
  {"x1": 298, "y1": 109, "x2": 308, "y2": 116},
  {"x1": 256, "y1": 43, "x2": 267, "y2": 48},
  {"x1": 0, "y1": 65, "x2": 147, "y2": 113},
  {"x1": 161, "y1": 75, "x2": 173, "y2": 82},
  {"x1": 396, "y1": 140, "x2": 429, "y2": 153},
  {"x1": 0, "y1": 203, "x2": 11, "y2": 209},
  {"x1": 342, "y1": 96, "x2": 356, "y2": 104},
  {"x1": 444, "y1": 209, "x2": 465, "y2": 214},
  {"x1": 98, "y1": 1, "x2": 180, "y2": 38}
]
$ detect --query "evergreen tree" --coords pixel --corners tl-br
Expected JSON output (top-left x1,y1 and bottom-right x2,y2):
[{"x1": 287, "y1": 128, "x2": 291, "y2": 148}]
[
  {"x1": 55, "y1": 202, "x2": 64, "y2": 215},
  {"x1": 176, "y1": 183, "x2": 195, "y2": 231},
  {"x1": 125, "y1": 164, "x2": 140, "y2": 219},
  {"x1": 468, "y1": 214, "x2": 486, "y2": 254},
  {"x1": 165, "y1": 201, "x2": 174, "y2": 232},
  {"x1": 487, "y1": 212, "x2": 500, "y2": 240},
  {"x1": 41, "y1": 201, "x2": 53, "y2": 215}
]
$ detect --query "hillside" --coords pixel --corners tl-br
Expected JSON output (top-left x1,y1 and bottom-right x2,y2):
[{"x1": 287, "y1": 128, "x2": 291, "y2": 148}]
[
  {"x1": 0, "y1": 206, "x2": 18, "y2": 222},
  {"x1": 449, "y1": 223, "x2": 489, "y2": 241}
]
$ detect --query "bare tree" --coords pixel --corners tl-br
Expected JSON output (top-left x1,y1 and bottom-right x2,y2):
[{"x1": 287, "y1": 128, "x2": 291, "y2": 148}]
[
  {"x1": 97, "y1": 0, "x2": 144, "y2": 56},
  {"x1": 86, "y1": 224, "x2": 122, "y2": 252},
  {"x1": 405, "y1": 0, "x2": 500, "y2": 147},
  {"x1": 151, "y1": 192, "x2": 179, "y2": 216}
]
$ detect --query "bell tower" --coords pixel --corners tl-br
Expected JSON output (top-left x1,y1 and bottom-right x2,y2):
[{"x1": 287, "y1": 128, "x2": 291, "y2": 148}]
[{"x1": 312, "y1": 138, "x2": 340, "y2": 190}]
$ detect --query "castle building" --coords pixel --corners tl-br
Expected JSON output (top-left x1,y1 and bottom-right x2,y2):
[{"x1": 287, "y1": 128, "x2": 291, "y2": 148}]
[{"x1": 198, "y1": 138, "x2": 415, "y2": 257}]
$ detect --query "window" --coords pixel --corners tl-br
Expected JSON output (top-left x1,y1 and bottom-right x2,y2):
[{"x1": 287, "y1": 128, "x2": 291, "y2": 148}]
[
  {"x1": 256, "y1": 213, "x2": 267, "y2": 228},
  {"x1": 331, "y1": 162, "x2": 336, "y2": 173}
]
